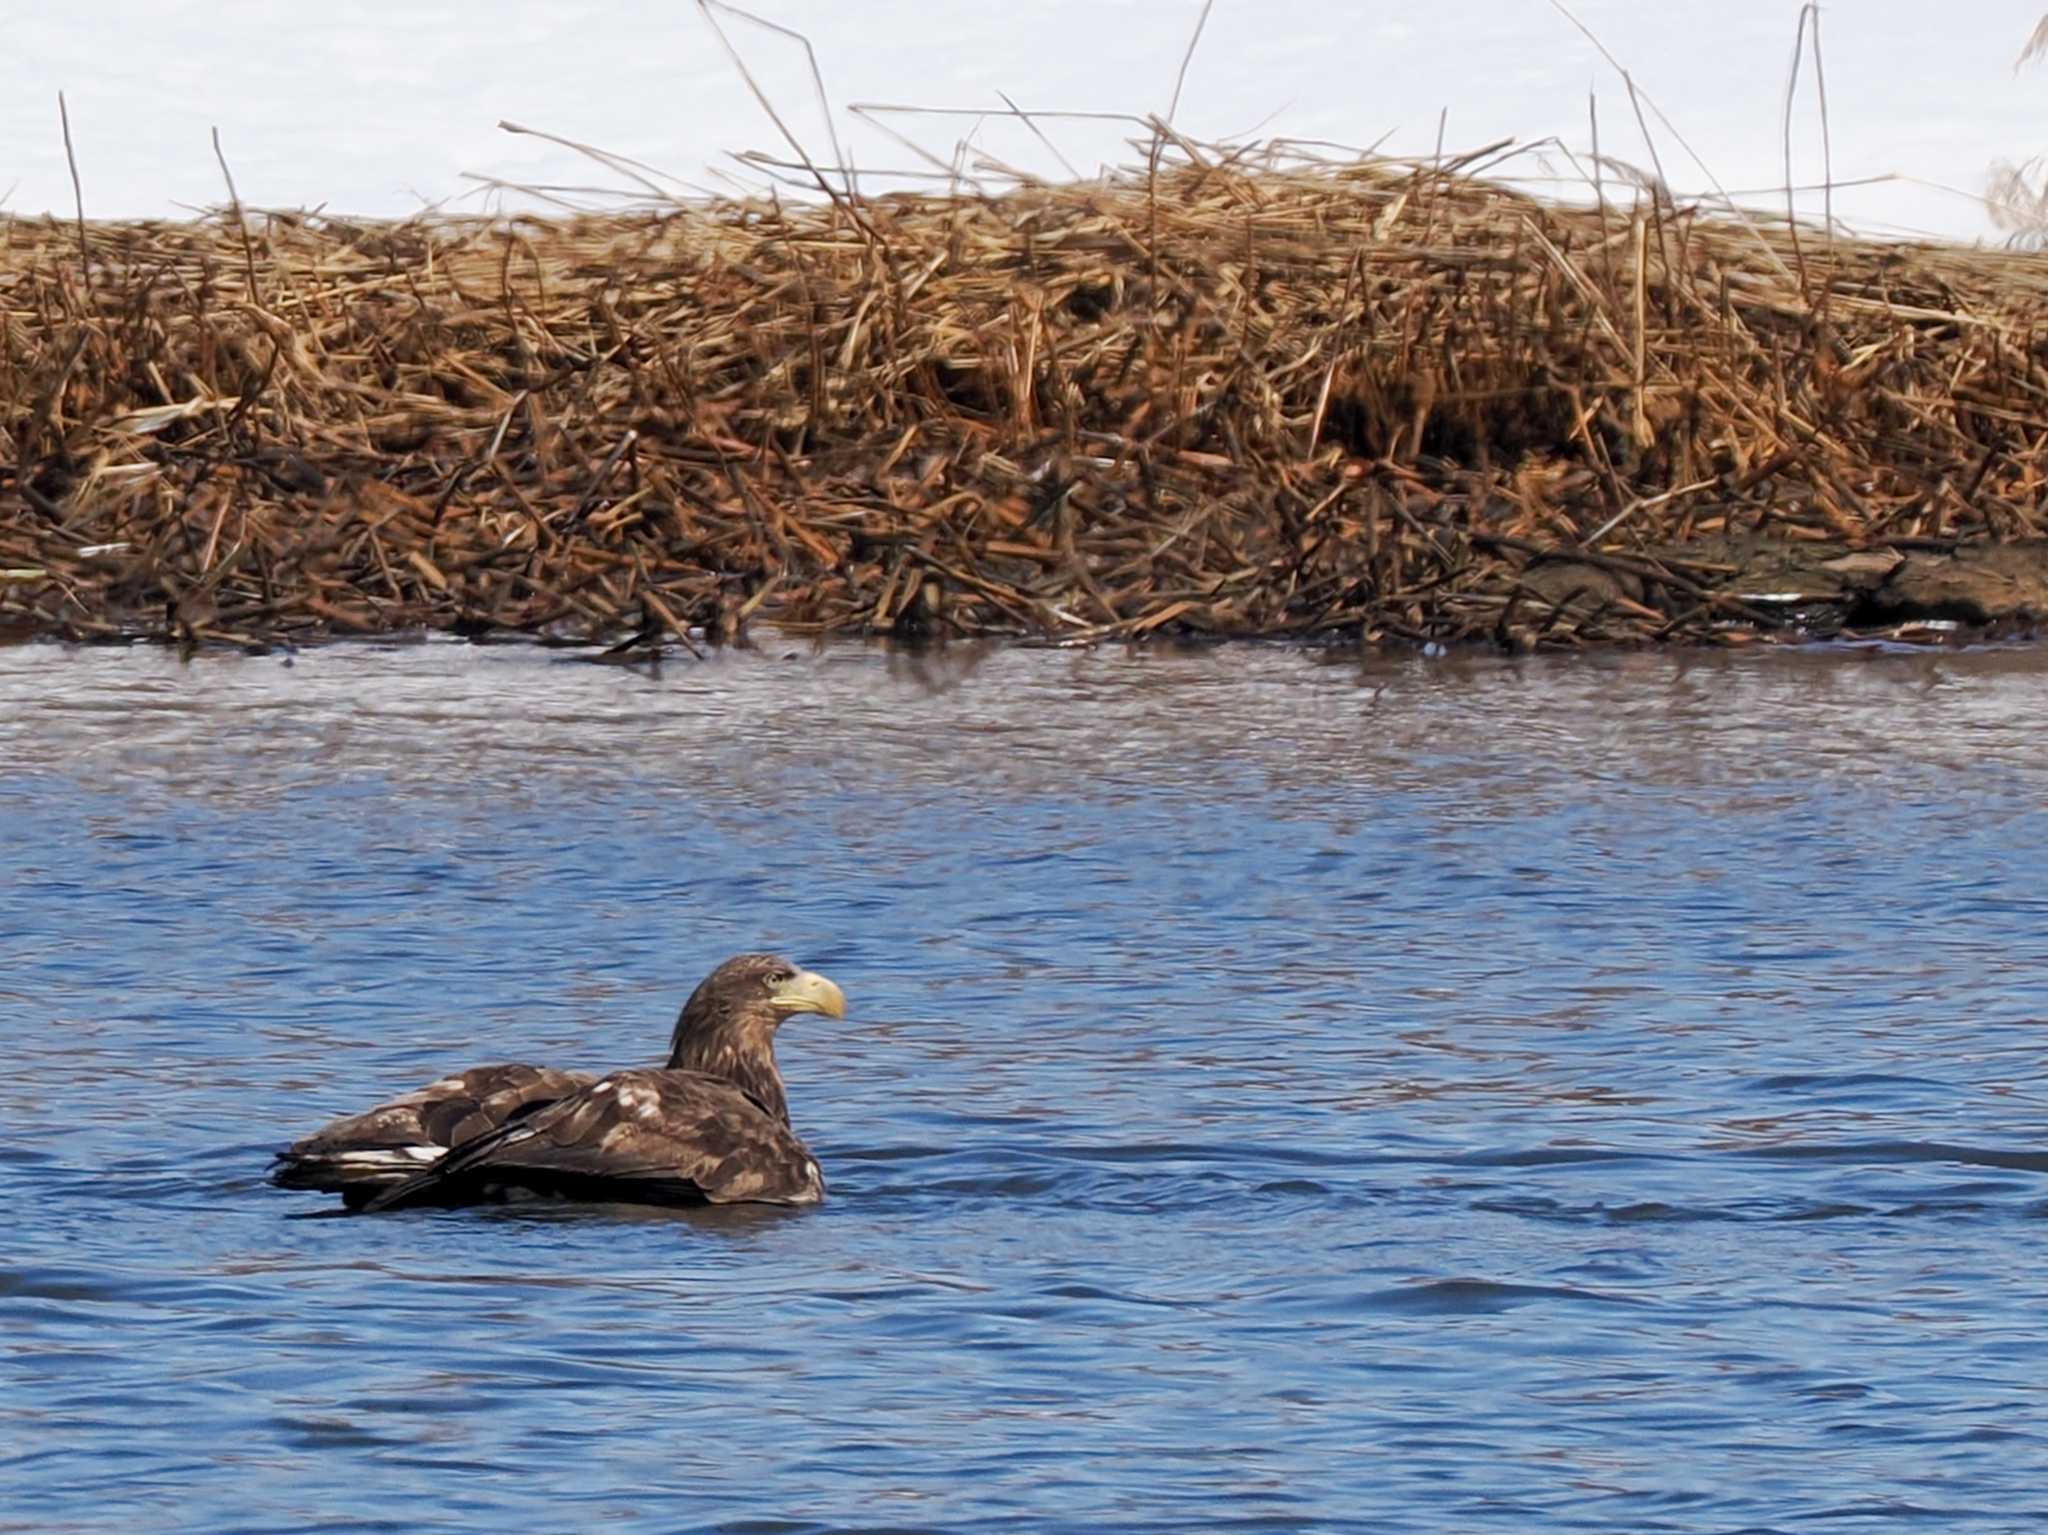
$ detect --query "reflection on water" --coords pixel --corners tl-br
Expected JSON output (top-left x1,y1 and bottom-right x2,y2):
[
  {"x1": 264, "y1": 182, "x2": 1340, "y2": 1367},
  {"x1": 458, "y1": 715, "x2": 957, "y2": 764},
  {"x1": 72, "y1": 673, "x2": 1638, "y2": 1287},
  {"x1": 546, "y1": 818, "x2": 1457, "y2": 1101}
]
[{"x1": 4, "y1": 637, "x2": 2048, "y2": 1533}]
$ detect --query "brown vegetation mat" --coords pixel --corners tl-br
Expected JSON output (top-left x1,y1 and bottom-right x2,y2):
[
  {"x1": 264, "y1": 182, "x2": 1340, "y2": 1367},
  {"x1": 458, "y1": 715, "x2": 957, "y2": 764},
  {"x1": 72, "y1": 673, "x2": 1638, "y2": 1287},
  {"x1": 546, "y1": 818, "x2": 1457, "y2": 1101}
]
[{"x1": 6, "y1": 154, "x2": 2048, "y2": 653}]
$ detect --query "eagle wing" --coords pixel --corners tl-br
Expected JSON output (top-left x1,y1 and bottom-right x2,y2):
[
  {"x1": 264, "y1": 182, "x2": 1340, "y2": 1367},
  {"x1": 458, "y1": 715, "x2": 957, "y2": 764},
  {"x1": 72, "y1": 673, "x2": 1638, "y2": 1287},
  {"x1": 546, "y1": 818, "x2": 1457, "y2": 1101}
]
[
  {"x1": 365, "y1": 1068, "x2": 825, "y2": 1211},
  {"x1": 272, "y1": 1063, "x2": 595, "y2": 1204}
]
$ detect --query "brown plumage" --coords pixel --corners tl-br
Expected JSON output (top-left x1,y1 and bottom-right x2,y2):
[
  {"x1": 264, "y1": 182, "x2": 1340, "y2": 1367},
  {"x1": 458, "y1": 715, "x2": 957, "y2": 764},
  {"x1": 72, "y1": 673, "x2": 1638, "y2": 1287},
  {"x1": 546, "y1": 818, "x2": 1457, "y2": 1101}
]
[
  {"x1": 362, "y1": 954, "x2": 847, "y2": 1213},
  {"x1": 271, "y1": 1063, "x2": 595, "y2": 1209}
]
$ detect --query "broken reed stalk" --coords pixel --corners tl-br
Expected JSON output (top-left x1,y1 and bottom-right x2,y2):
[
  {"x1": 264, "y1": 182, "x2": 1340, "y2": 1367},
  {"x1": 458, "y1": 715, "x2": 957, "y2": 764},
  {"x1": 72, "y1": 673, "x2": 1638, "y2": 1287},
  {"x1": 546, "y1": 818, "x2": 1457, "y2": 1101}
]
[
  {"x1": 57, "y1": 92, "x2": 90, "y2": 289},
  {"x1": 211, "y1": 127, "x2": 263, "y2": 308},
  {"x1": 4, "y1": 138, "x2": 2048, "y2": 656}
]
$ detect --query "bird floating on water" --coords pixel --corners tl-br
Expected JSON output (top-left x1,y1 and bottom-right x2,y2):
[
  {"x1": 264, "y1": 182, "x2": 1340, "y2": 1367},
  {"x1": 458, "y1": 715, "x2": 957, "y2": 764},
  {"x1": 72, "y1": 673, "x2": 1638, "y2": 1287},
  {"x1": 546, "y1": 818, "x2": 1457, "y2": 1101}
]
[{"x1": 271, "y1": 953, "x2": 848, "y2": 1213}]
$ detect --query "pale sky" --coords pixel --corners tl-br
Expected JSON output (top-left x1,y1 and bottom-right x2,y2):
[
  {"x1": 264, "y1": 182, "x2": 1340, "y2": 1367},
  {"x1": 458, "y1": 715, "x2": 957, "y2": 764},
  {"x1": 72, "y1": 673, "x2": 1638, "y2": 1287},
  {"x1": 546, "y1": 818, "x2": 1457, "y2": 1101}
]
[{"x1": 4, "y1": 2, "x2": 2043, "y2": 241}]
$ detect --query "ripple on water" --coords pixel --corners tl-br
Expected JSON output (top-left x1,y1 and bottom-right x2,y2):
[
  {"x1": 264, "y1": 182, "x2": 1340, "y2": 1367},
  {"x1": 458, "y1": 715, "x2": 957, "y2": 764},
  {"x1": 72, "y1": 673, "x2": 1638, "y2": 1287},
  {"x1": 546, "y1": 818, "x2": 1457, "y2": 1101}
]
[{"x1": 4, "y1": 640, "x2": 2048, "y2": 1531}]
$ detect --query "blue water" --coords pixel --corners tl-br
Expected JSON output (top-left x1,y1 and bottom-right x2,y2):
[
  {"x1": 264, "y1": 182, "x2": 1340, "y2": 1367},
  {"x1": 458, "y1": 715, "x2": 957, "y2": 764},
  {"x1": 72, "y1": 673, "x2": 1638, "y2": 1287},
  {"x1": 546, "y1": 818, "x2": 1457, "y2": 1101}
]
[{"x1": 4, "y1": 639, "x2": 2048, "y2": 1533}]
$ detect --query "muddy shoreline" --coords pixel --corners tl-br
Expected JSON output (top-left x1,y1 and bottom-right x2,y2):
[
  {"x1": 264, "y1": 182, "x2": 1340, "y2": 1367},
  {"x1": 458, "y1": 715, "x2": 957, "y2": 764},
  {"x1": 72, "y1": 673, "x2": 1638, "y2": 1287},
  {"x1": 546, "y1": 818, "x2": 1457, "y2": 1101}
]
[
  {"x1": 8, "y1": 531, "x2": 2045, "y2": 657},
  {"x1": 1502, "y1": 536, "x2": 2048, "y2": 651}
]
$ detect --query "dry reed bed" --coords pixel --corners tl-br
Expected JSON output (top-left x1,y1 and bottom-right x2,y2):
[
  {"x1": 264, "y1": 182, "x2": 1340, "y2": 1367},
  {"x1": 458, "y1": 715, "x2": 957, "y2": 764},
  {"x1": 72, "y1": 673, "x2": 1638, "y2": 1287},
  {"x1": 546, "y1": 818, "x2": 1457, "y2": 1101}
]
[{"x1": 5, "y1": 156, "x2": 2048, "y2": 652}]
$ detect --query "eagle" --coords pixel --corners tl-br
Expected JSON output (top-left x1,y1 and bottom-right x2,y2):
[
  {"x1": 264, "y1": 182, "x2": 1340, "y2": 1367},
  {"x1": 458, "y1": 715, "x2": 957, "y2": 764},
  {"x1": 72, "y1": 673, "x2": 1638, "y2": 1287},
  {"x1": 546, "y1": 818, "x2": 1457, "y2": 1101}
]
[{"x1": 271, "y1": 953, "x2": 847, "y2": 1212}]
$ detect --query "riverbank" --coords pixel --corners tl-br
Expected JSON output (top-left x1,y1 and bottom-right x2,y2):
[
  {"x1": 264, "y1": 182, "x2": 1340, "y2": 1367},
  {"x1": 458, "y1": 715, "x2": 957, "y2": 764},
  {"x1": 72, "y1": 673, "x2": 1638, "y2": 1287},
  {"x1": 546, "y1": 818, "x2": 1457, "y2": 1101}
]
[{"x1": 5, "y1": 153, "x2": 2048, "y2": 653}]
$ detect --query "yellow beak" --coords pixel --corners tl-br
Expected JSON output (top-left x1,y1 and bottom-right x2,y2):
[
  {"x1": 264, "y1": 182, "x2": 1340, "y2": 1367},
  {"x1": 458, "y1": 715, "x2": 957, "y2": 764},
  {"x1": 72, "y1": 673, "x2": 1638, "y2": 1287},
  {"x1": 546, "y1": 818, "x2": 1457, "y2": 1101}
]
[{"x1": 769, "y1": 969, "x2": 847, "y2": 1020}]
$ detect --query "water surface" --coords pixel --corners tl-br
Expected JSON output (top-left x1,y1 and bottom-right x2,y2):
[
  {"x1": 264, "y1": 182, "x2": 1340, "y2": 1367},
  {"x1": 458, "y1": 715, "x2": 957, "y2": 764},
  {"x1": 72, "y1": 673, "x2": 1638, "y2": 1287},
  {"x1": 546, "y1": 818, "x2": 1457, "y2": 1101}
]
[{"x1": 3, "y1": 638, "x2": 2047, "y2": 1533}]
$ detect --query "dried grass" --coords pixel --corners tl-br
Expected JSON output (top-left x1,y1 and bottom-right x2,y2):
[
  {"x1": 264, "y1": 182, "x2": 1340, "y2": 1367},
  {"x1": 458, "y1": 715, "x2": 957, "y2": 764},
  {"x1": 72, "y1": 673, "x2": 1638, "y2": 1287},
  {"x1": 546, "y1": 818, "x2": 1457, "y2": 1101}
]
[{"x1": 5, "y1": 143, "x2": 2048, "y2": 652}]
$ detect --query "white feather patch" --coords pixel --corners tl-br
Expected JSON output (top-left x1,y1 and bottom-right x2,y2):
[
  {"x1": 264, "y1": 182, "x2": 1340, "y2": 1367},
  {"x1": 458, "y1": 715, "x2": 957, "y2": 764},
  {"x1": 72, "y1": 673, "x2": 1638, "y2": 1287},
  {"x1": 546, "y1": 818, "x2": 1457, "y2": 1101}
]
[
  {"x1": 326, "y1": 1146, "x2": 438, "y2": 1169},
  {"x1": 614, "y1": 1083, "x2": 659, "y2": 1117}
]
